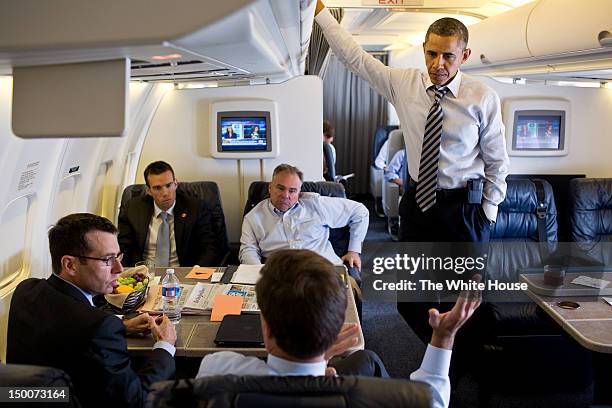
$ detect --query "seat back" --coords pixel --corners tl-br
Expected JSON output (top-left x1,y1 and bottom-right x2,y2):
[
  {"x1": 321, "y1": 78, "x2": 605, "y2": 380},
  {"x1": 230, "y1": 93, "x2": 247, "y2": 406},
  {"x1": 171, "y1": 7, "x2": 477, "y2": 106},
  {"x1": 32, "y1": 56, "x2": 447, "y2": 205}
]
[
  {"x1": 244, "y1": 181, "x2": 349, "y2": 257},
  {"x1": 382, "y1": 130, "x2": 404, "y2": 219},
  {"x1": 491, "y1": 178, "x2": 558, "y2": 242},
  {"x1": 120, "y1": 181, "x2": 229, "y2": 261},
  {"x1": 0, "y1": 364, "x2": 80, "y2": 407},
  {"x1": 370, "y1": 126, "x2": 399, "y2": 200},
  {"x1": 147, "y1": 375, "x2": 431, "y2": 408},
  {"x1": 371, "y1": 125, "x2": 398, "y2": 162},
  {"x1": 570, "y1": 178, "x2": 612, "y2": 242},
  {"x1": 485, "y1": 179, "x2": 558, "y2": 282}
]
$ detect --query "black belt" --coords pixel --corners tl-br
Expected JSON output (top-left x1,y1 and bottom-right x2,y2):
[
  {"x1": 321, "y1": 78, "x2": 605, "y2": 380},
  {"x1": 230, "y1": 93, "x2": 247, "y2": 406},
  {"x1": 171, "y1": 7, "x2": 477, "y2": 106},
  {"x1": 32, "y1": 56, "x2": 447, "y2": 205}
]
[{"x1": 408, "y1": 178, "x2": 467, "y2": 198}]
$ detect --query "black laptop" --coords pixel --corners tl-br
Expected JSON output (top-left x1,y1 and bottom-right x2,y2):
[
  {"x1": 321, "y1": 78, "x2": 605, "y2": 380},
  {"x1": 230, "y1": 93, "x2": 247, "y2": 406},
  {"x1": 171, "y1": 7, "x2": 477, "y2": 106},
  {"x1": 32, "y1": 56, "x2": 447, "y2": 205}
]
[{"x1": 214, "y1": 314, "x2": 264, "y2": 347}]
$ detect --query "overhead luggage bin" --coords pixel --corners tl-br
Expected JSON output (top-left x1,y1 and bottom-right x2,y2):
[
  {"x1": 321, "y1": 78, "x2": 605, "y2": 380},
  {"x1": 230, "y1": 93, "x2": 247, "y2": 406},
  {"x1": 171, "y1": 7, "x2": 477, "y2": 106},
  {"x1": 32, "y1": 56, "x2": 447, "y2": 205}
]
[
  {"x1": 462, "y1": 0, "x2": 612, "y2": 77},
  {"x1": 0, "y1": 0, "x2": 316, "y2": 138}
]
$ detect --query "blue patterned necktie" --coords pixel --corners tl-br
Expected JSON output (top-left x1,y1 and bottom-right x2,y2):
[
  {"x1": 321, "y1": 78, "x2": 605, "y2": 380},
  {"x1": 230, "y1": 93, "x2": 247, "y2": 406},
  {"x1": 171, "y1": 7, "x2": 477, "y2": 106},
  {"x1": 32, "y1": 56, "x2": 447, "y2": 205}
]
[{"x1": 416, "y1": 86, "x2": 449, "y2": 212}]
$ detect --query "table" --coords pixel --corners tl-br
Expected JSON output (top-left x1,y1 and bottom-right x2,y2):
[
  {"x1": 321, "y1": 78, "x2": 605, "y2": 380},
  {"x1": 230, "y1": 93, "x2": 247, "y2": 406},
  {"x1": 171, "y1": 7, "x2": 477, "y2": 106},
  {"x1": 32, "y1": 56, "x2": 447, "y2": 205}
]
[
  {"x1": 520, "y1": 272, "x2": 612, "y2": 354},
  {"x1": 127, "y1": 267, "x2": 364, "y2": 357}
]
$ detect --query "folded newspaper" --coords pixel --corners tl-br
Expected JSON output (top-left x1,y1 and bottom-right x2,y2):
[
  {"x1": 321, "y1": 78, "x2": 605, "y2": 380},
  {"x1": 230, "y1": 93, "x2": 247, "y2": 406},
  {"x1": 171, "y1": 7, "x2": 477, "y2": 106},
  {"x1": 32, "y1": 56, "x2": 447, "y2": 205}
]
[{"x1": 141, "y1": 282, "x2": 259, "y2": 315}]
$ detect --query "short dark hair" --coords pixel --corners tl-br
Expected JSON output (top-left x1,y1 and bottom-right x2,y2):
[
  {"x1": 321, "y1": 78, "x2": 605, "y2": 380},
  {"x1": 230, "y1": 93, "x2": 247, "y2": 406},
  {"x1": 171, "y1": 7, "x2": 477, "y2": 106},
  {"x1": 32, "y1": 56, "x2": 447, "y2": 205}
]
[
  {"x1": 143, "y1": 161, "x2": 175, "y2": 187},
  {"x1": 272, "y1": 164, "x2": 304, "y2": 182},
  {"x1": 425, "y1": 17, "x2": 469, "y2": 47},
  {"x1": 323, "y1": 120, "x2": 334, "y2": 138},
  {"x1": 49, "y1": 213, "x2": 118, "y2": 275},
  {"x1": 256, "y1": 249, "x2": 347, "y2": 359}
]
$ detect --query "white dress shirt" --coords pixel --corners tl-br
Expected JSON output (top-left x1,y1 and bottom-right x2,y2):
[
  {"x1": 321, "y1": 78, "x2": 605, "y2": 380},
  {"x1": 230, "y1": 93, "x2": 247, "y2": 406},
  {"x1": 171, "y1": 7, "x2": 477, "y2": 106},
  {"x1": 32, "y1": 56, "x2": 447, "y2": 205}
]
[
  {"x1": 374, "y1": 140, "x2": 389, "y2": 170},
  {"x1": 143, "y1": 202, "x2": 179, "y2": 267},
  {"x1": 239, "y1": 193, "x2": 369, "y2": 265},
  {"x1": 316, "y1": 9, "x2": 510, "y2": 222},
  {"x1": 197, "y1": 345, "x2": 452, "y2": 408}
]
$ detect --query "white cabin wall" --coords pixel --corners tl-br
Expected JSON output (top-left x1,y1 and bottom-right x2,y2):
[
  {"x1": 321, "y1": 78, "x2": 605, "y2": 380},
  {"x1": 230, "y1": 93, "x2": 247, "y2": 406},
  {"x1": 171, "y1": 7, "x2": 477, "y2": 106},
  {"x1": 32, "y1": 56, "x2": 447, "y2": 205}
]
[
  {"x1": 0, "y1": 79, "x2": 170, "y2": 361},
  {"x1": 388, "y1": 49, "x2": 612, "y2": 176},
  {"x1": 479, "y1": 78, "x2": 612, "y2": 177},
  {"x1": 137, "y1": 76, "x2": 323, "y2": 243}
]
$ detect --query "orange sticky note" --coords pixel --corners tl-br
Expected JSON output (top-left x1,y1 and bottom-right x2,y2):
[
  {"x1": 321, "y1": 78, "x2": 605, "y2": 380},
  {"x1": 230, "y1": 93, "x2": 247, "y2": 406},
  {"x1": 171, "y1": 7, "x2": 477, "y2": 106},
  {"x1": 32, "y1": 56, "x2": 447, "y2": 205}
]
[
  {"x1": 186, "y1": 267, "x2": 215, "y2": 280},
  {"x1": 210, "y1": 294, "x2": 243, "y2": 322}
]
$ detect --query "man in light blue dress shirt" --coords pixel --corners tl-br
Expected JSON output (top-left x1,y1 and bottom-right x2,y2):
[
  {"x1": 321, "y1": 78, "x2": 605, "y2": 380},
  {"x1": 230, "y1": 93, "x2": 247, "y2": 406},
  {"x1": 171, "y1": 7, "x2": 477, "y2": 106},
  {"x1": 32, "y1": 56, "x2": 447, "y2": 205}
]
[
  {"x1": 239, "y1": 163, "x2": 369, "y2": 280},
  {"x1": 197, "y1": 249, "x2": 481, "y2": 408}
]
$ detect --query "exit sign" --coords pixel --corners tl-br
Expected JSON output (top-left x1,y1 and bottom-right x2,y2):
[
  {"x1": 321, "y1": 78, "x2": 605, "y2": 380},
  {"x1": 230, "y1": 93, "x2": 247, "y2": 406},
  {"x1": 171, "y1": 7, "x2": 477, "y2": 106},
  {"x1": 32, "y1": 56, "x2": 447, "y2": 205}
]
[{"x1": 362, "y1": 0, "x2": 425, "y2": 5}]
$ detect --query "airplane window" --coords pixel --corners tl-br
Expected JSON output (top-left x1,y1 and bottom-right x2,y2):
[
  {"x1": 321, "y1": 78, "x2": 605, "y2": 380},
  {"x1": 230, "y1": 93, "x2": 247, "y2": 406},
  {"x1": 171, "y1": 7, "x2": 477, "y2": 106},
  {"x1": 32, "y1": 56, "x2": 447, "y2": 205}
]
[{"x1": 0, "y1": 197, "x2": 28, "y2": 291}]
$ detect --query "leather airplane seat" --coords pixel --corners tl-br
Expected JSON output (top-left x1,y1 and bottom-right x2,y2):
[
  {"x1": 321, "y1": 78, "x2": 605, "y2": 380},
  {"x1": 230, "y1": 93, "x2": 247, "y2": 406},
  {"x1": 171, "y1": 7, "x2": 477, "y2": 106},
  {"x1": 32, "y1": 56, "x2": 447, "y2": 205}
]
[
  {"x1": 147, "y1": 374, "x2": 431, "y2": 408},
  {"x1": 120, "y1": 181, "x2": 230, "y2": 265},
  {"x1": 244, "y1": 181, "x2": 350, "y2": 257}
]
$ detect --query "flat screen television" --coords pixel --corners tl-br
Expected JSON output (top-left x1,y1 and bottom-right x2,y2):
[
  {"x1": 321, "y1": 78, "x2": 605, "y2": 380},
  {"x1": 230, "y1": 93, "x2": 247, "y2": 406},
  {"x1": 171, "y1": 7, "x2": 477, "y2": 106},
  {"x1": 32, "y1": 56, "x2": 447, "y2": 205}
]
[
  {"x1": 512, "y1": 110, "x2": 565, "y2": 151},
  {"x1": 503, "y1": 99, "x2": 570, "y2": 157},
  {"x1": 210, "y1": 100, "x2": 279, "y2": 159},
  {"x1": 217, "y1": 112, "x2": 270, "y2": 152}
]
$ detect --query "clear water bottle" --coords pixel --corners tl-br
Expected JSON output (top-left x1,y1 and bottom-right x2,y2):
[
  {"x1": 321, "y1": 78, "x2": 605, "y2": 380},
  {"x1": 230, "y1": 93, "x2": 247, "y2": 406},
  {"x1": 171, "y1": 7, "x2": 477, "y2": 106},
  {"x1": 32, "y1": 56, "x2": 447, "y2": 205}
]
[{"x1": 161, "y1": 268, "x2": 181, "y2": 324}]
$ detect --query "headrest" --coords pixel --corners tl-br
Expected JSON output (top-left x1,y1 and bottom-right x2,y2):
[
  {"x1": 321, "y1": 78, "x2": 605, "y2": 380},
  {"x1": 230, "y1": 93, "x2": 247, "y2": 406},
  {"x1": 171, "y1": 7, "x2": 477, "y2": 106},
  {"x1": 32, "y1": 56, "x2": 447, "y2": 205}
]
[
  {"x1": 147, "y1": 375, "x2": 431, "y2": 408},
  {"x1": 570, "y1": 178, "x2": 612, "y2": 242}
]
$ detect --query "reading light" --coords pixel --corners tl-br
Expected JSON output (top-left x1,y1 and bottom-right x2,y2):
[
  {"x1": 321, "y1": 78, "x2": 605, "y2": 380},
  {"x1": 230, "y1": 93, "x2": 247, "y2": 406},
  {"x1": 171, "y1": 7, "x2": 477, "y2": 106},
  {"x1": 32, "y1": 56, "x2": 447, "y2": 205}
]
[{"x1": 151, "y1": 53, "x2": 182, "y2": 61}]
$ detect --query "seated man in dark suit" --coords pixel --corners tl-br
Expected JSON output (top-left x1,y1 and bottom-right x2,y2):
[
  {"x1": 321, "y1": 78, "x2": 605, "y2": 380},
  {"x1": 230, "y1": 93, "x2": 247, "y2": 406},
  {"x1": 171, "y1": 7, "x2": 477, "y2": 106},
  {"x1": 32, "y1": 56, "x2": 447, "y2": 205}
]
[
  {"x1": 7, "y1": 213, "x2": 176, "y2": 407},
  {"x1": 118, "y1": 161, "x2": 220, "y2": 267},
  {"x1": 197, "y1": 249, "x2": 480, "y2": 408}
]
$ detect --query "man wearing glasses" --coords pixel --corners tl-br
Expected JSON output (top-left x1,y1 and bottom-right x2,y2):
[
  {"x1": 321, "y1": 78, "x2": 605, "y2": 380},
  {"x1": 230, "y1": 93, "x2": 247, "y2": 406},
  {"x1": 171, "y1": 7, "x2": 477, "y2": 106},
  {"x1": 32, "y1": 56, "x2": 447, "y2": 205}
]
[
  {"x1": 118, "y1": 160, "x2": 220, "y2": 267},
  {"x1": 7, "y1": 213, "x2": 176, "y2": 407}
]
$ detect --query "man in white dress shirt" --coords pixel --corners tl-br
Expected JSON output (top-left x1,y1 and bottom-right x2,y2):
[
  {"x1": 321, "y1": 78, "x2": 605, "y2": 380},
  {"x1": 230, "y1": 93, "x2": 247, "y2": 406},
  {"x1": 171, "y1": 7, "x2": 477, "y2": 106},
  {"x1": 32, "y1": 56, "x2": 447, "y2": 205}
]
[
  {"x1": 315, "y1": 0, "x2": 509, "y2": 244},
  {"x1": 315, "y1": 1, "x2": 508, "y2": 383},
  {"x1": 239, "y1": 163, "x2": 368, "y2": 281},
  {"x1": 198, "y1": 249, "x2": 480, "y2": 408}
]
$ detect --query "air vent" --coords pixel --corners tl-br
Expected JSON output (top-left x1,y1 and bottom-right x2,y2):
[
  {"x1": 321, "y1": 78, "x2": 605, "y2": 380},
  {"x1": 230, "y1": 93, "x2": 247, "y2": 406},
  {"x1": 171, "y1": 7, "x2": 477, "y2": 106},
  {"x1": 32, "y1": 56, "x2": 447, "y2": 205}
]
[{"x1": 130, "y1": 60, "x2": 204, "y2": 69}]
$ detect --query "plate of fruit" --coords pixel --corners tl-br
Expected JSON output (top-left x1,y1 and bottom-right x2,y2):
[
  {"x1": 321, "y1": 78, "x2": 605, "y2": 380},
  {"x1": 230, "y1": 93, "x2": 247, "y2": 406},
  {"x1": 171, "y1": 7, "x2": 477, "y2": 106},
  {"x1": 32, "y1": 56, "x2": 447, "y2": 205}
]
[{"x1": 105, "y1": 265, "x2": 150, "y2": 311}]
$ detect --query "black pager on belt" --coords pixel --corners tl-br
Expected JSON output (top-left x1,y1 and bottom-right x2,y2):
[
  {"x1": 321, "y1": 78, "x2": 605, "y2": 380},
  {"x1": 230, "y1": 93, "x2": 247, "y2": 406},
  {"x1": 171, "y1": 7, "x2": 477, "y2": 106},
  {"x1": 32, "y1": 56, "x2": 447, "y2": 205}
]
[{"x1": 467, "y1": 179, "x2": 484, "y2": 204}]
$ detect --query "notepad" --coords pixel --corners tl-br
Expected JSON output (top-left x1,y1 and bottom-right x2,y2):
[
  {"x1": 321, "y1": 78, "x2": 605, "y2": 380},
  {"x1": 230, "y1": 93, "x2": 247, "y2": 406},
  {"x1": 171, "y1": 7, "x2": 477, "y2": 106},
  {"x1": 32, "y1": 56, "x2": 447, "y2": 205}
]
[
  {"x1": 210, "y1": 294, "x2": 243, "y2": 322},
  {"x1": 231, "y1": 264, "x2": 263, "y2": 285},
  {"x1": 185, "y1": 266, "x2": 215, "y2": 280}
]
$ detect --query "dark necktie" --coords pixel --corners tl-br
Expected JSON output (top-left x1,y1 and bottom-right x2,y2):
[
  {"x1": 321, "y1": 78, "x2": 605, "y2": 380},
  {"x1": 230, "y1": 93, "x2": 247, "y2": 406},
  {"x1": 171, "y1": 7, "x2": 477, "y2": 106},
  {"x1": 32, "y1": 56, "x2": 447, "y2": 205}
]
[
  {"x1": 416, "y1": 86, "x2": 449, "y2": 212},
  {"x1": 155, "y1": 212, "x2": 170, "y2": 267}
]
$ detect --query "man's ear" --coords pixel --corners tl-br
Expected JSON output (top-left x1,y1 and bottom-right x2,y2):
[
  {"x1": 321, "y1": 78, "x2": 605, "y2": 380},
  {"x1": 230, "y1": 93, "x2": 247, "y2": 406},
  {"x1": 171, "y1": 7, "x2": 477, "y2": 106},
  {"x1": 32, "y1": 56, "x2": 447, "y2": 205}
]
[
  {"x1": 145, "y1": 185, "x2": 152, "y2": 196},
  {"x1": 61, "y1": 255, "x2": 79, "y2": 278},
  {"x1": 461, "y1": 47, "x2": 471, "y2": 64},
  {"x1": 260, "y1": 316, "x2": 270, "y2": 339}
]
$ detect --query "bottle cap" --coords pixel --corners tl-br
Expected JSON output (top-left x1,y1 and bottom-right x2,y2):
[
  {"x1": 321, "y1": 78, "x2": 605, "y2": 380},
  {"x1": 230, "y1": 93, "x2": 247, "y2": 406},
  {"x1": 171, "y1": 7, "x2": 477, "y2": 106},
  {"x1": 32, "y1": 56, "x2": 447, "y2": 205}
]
[{"x1": 166, "y1": 268, "x2": 175, "y2": 274}]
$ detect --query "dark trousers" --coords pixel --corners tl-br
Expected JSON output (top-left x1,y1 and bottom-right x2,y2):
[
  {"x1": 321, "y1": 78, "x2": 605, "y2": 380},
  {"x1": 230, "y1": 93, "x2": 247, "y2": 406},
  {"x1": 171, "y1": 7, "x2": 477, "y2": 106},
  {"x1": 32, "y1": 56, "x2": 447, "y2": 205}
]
[
  {"x1": 398, "y1": 185, "x2": 491, "y2": 243},
  {"x1": 330, "y1": 350, "x2": 389, "y2": 378},
  {"x1": 397, "y1": 184, "x2": 491, "y2": 383}
]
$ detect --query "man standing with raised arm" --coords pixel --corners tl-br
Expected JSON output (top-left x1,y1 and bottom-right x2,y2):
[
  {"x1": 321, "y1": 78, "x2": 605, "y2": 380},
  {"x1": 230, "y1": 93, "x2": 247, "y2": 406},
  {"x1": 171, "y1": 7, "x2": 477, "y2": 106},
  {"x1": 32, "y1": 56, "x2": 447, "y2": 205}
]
[{"x1": 314, "y1": 1, "x2": 509, "y2": 244}]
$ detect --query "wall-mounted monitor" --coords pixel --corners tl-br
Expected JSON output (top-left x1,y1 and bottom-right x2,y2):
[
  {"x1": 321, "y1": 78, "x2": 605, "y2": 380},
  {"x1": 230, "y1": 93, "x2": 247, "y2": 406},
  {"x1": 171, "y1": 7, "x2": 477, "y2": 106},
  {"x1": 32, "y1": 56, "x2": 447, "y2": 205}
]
[
  {"x1": 211, "y1": 100, "x2": 279, "y2": 159},
  {"x1": 503, "y1": 98, "x2": 570, "y2": 157}
]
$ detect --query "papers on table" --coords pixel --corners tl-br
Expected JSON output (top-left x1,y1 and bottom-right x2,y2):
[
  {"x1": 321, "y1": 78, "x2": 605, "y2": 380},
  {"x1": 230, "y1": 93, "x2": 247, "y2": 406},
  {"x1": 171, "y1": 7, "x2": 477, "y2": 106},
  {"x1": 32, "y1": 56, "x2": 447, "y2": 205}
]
[
  {"x1": 571, "y1": 275, "x2": 610, "y2": 290},
  {"x1": 231, "y1": 264, "x2": 263, "y2": 285},
  {"x1": 603, "y1": 297, "x2": 612, "y2": 307},
  {"x1": 141, "y1": 282, "x2": 259, "y2": 315}
]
